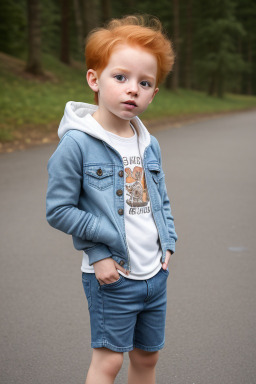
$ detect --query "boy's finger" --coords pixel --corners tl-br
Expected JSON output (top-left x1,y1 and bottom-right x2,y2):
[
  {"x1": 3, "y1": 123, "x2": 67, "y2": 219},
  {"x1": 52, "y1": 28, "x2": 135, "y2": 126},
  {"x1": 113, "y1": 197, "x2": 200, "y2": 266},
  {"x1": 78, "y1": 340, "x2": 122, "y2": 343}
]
[
  {"x1": 162, "y1": 253, "x2": 171, "y2": 270},
  {"x1": 164, "y1": 252, "x2": 171, "y2": 265},
  {"x1": 114, "y1": 261, "x2": 130, "y2": 275},
  {"x1": 162, "y1": 262, "x2": 168, "y2": 270}
]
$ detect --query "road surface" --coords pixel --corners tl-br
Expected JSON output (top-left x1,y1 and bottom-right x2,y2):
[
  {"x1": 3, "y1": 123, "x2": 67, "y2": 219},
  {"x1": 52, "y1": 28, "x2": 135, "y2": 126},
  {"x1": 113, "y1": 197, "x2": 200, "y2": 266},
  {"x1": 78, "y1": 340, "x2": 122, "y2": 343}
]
[{"x1": 0, "y1": 110, "x2": 256, "y2": 383}]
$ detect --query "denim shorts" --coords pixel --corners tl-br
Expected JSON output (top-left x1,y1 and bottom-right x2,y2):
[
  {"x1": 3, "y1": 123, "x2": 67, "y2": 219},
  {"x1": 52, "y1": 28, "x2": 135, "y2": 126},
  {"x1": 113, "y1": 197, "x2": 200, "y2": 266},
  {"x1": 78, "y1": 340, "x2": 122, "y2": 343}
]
[{"x1": 82, "y1": 267, "x2": 169, "y2": 353}]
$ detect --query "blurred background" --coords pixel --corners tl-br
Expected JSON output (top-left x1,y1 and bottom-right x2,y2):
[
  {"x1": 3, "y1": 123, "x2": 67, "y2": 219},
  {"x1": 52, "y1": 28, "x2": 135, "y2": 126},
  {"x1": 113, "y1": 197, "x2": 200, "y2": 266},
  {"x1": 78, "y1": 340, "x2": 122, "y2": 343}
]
[{"x1": 1, "y1": 0, "x2": 256, "y2": 152}]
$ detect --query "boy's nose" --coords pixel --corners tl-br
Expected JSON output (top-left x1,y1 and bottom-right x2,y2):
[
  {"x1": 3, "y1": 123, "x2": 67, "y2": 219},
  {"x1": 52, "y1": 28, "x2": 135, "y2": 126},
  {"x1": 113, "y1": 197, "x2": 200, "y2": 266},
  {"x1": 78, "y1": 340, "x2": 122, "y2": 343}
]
[{"x1": 126, "y1": 82, "x2": 139, "y2": 96}]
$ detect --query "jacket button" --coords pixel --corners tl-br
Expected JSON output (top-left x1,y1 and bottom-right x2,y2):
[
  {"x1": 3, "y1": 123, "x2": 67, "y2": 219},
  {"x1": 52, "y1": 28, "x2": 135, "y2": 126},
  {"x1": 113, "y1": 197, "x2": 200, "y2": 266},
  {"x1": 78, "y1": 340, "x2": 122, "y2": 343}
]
[
  {"x1": 118, "y1": 170, "x2": 124, "y2": 177},
  {"x1": 118, "y1": 208, "x2": 124, "y2": 215},
  {"x1": 119, "y1": 260, "x2": 125, "y2": 266},
  {"x1": 116, "y1": 189, "x2": 123, "y2": 196},
  {"x1": 96, "y1": 168, "x2": 103, "y2": 176}
]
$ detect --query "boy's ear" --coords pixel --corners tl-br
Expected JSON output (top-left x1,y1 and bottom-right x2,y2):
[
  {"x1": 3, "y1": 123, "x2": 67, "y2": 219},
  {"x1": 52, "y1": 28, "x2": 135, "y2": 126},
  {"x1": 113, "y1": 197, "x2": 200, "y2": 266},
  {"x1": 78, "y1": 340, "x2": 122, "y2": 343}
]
[
  {"x1": 149, "y1": 87, "x2": 159, "y2": 104},
  {"x1": 87, "y1": 69, "x2": 99, "y2": 92}
]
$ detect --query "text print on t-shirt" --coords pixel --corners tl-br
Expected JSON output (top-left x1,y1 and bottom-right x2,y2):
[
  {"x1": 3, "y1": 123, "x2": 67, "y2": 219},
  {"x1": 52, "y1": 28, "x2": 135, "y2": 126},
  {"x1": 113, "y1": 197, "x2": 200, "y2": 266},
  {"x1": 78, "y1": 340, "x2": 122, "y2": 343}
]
[{"x1": 123, "y1": 156, "x2": 150, "y2": 215}]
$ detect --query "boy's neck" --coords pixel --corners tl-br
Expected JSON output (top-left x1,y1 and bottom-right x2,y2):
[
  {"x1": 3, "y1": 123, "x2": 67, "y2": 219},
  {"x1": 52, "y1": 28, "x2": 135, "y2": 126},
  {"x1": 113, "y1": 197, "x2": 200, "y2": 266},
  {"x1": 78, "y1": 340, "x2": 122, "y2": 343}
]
[{"x1": 93, "y1": 109, "x2": 134, "y2": 138}]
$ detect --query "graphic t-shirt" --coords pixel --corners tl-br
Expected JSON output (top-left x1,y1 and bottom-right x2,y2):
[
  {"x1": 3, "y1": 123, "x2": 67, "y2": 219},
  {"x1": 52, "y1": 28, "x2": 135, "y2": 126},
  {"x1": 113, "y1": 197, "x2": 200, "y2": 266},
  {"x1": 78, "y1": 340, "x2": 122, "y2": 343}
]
[{"x1": 81, "y1": 127, "x2": 162, "y2": 280}]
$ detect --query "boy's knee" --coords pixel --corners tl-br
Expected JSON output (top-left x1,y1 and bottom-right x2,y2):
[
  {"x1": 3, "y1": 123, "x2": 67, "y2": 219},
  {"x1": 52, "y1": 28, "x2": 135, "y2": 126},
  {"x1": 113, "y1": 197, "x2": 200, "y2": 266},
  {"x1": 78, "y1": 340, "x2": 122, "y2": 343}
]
[
  {"x1": 103, "y1": 352, "x2": 123, "y2": 376},
  {"x1": 92, "y1": 348, "x2": 123, "y2": 377},
  {"x1": 129, "y1": 349, "x2": 159, "y2": 369}
]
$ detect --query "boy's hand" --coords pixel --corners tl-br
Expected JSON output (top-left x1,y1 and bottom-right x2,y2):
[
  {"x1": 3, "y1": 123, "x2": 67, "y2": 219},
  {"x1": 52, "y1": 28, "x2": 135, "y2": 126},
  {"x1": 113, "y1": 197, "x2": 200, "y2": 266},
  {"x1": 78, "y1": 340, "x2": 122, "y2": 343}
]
[
  {"x1": 162, "y1": 250, "x2": 172, "y2": 270},
  {"x1": 93, "y1": 258, "x2": 129, "y2": 285}
]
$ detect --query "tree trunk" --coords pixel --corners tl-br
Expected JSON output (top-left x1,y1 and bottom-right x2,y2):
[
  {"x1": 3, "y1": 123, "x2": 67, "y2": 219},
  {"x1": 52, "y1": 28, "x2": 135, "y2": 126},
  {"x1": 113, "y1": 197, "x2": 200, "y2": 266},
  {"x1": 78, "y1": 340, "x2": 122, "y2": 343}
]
[
  {"x1": 184, "y1": 0, "x2": 192, "y2": 89},
  {"x1": 247, "y1": 38, "x2": 252, "y2": 95},
  {"x1": 60, "y1": 0, "x2": 70, "y2": 65},
  {"x1": 217, "y1": 72, "x2": 224, "y2": 98},
  {"x1": 73, "y1": 0, "x2": 84, "y2": 53},
  {"x1": 26, "y1": 0, "x2": 44, "y2": 75},
  {"x1": 208, "y1": 71, "x2": 217, "y2": 96},
  {"x1": 237, "y1": 36, "x2": 242, "y2": 94},
  {"x1": 216, "y1": 56, "x2": 224, "y2": 98},
  {"x1": 83, "y1": 0, "x2": 100, "y2": 37},
  {"x1": 101, "y1": 0, "x2": 111, "y2": 24},
  {"x1": 171, "y1": 0, "x2": 179, "y2": 90}
]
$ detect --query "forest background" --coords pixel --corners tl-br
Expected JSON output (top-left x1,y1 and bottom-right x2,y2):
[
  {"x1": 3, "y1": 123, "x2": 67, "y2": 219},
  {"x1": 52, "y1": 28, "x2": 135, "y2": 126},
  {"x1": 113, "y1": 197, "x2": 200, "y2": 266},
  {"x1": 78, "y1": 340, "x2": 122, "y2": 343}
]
[{"x1": 0, "y1": 0, "x2": 256, "y2": 152}]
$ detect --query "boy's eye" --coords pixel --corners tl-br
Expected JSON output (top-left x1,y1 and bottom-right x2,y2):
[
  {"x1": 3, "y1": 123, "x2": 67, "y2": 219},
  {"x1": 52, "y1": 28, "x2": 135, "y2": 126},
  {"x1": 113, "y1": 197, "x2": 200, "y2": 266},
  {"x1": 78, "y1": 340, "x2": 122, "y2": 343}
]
[
  {"x1": 114, "y1": 74, "x2": 126, "y2": 82},
  {"x1": 140, "y1": 80, "x2": 151, "y2": 87}
]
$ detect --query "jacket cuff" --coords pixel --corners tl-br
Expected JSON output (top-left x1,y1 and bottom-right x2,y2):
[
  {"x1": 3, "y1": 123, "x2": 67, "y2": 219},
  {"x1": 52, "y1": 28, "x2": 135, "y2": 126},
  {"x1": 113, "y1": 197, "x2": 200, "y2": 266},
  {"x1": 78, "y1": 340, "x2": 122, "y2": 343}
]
[
  {"x1": 86, "y1": 243, "x2": 112, "y2": 266},
  {"x1": 168, "y1": 238, "x2": 176, "y2": 254}
]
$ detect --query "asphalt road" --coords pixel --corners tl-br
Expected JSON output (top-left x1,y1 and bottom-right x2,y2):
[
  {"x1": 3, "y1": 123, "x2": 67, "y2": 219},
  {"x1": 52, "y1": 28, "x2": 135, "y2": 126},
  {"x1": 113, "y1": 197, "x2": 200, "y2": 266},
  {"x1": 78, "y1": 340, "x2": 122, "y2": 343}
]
[{"x1": 0, "y1": 110, "x2": 256, "y2": 384}]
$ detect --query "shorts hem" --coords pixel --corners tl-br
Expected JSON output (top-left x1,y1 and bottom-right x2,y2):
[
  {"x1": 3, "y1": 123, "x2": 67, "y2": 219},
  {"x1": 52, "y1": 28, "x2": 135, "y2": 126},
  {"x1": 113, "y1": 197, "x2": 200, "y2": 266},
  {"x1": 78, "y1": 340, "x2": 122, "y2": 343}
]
[
  {"x1": 133, "y1": 340, "x2": 165, "y2": 352},
  {"x1": 91, "y1": 340, "x2": 134, "y2": 353}
]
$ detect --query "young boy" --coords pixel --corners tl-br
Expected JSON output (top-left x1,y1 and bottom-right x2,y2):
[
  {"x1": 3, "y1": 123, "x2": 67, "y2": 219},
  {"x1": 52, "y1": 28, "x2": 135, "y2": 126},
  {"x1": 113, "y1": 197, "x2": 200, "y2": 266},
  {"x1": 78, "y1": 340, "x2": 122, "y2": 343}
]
[{"x1": 46, "y1": 15, "x2": 177, "y2": 384}]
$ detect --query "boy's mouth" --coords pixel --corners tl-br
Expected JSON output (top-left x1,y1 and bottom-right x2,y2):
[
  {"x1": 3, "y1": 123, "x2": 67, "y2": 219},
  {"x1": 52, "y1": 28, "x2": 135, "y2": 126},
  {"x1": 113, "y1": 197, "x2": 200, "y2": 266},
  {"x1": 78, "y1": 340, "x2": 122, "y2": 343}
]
[{"x1": 123, "y1": 100, "x2": 137, "y2": 108}]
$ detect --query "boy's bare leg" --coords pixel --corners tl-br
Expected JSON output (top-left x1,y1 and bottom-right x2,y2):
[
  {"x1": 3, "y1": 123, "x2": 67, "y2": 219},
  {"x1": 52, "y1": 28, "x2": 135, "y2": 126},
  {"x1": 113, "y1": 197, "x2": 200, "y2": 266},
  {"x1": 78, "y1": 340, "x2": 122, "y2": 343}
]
[
  {"x1": 85, "y1": 348, "x2": 123, "y2": 384},
  {"x1": 128, "y1": 348, "x2": 159, "y2": 384}
]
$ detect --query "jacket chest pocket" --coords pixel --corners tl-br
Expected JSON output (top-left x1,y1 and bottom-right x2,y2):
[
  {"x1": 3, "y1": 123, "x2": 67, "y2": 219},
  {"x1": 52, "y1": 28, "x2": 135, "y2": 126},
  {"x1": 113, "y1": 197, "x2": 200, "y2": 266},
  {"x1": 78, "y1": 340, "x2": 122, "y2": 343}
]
[
  {"x1": 147, "y1": 161, "x2": 164, "y2": 211},
  {"x1": 84, "y1": 164, "x2": 114, "y2": 191},
  {"x1": 147, "y1": 161, "x2": 164, "y2": 185}
]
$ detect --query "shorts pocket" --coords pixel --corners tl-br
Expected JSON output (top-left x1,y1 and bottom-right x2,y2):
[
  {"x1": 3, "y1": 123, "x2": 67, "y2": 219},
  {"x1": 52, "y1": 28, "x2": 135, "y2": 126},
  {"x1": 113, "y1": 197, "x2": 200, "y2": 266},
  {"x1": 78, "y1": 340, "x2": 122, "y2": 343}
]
[{"x1": 82, "y1": 275, "x2": 92, "y2": 309}]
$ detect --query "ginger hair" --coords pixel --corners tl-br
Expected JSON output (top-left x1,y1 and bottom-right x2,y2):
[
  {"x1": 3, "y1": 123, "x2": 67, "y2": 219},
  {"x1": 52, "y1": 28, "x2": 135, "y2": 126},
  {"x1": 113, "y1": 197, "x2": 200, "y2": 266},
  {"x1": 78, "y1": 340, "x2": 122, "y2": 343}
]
[{"x1": 85, "y1": 15, "x2": 174, "y2": 103}]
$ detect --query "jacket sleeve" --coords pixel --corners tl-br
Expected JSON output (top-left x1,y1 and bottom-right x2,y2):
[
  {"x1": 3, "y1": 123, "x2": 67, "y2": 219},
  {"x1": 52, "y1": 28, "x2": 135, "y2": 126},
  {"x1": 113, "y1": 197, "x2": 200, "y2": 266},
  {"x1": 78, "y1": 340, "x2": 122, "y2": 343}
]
[
  {"x1": 155, "y1": 138, "x2": 178, "y2": 253},
  {"x1": 46, "y1": 133, "x2": 119, "y2": 265},
  {"x1": 46, "y1": 134, "x2": 99, "y2": 242}
]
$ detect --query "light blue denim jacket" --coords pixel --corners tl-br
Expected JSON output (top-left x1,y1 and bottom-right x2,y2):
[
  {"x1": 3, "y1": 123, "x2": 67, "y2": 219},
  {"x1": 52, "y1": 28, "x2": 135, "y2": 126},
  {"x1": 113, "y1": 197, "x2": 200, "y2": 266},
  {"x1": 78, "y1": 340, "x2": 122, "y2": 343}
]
[{"x1": 46, "y1": 102, "x2": 177, "y2": 271}]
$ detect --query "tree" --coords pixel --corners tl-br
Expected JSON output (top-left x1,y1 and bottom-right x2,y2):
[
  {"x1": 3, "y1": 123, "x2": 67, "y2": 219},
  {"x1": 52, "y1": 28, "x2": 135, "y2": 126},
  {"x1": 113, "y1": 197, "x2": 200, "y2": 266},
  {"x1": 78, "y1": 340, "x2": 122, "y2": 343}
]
[
  {"x1": 0, "y1": 0, "x2": 26, "y2": 56},
  {"x1": 60, "y1": 0, "x2": 71, "y2": 64},
  {"x1": 73, "y1": 0, "x2": 84, "y2": 53},
  {"x1": 184, "y1": 0, "x2": 193, "y2": 89},
  {"x1": 194, "y1": 0, "x2": 245, "y2": 97},
  {"x1": 82, "y1": 0, "x2": 100, "y2": 37},
  {"x1": 171, "y1": 0, "x2": 180, "y2": 90},
  {"x1": 236, "y1": 0, "x2": 256, "y2": 95},
  {"x1": 26, "y1": 0, "x2": 44, "y2": 75},
  {"x1": 101, "y1": 0, "x2": 112, "y2": 23}
]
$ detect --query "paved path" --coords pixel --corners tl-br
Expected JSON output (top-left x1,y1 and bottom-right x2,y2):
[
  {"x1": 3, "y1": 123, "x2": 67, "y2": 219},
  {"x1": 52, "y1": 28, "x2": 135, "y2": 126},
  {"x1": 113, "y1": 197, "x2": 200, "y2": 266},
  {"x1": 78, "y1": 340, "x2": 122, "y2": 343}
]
[{"x1": 0, "y1": 110, "x2": 256, "y2": 384}]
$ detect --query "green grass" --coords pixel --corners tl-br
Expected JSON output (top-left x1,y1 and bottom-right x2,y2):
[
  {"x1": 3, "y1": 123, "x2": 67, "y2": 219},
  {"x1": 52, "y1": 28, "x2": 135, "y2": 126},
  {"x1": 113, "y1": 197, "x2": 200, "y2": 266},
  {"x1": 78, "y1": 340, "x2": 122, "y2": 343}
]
[
  {"x1": 1, "y1": 53, "x2": 256, "y2": 143},
  {"x1": 142, "y1": 88, "x2": 256, "y2": 120},
  {"x1": 0, "y1": 54, "x2": 93, "y2": 129},
  {"x1": 0, "y1": 127, "x2": 13, "y2": 142}
]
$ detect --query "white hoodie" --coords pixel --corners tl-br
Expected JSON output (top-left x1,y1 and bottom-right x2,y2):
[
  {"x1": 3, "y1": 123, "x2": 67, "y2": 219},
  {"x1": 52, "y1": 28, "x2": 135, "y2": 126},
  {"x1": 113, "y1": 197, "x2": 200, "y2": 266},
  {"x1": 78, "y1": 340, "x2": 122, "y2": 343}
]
[{"x1": 58, "y1": 101, "x2": 151, "y2": 158}]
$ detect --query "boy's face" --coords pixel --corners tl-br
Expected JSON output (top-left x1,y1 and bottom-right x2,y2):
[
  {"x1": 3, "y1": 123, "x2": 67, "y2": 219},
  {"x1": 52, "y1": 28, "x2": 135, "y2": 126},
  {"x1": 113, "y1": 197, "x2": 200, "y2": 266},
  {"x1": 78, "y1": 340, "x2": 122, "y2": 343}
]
[{"x1": 87, "y1": 45, "x2": 159, "y2": 124}]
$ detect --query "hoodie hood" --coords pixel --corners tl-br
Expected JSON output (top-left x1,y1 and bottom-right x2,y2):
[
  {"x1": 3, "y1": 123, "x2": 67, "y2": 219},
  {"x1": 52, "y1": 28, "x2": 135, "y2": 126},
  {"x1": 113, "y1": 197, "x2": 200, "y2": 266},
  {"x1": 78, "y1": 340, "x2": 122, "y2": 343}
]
[{"x1": 58, "y1": 101, "x2": 151, "y2": 156}]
